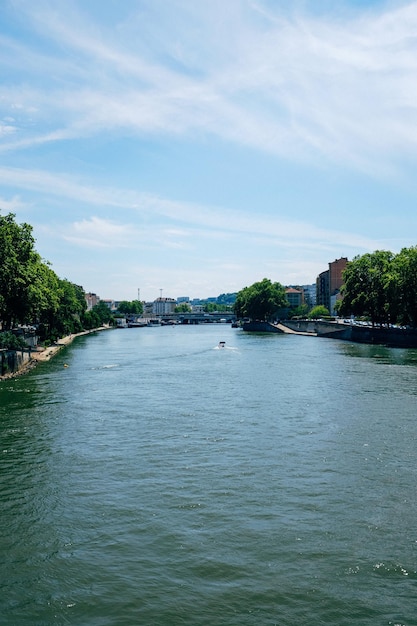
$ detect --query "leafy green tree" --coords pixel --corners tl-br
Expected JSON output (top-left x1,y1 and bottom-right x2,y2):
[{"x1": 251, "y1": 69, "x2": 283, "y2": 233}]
[
  {"x1": 234, "y1": 278, "x2": 288, "y2": 321},
  {"x1": 82, "y1": 309, "x2": 101, "y2": 330},
  {"x1": 28, "y1": 261, "x2": 61, "y2": 327},
  {"x1": 0, "y1": 331, "x2": 27, "y2": 350},
  {"x1": 0, "y1": 211, "x2": 117, "y2": 342},
  {"x1": 0, "y1": 212, "x2": 44, "y2": 329},
  {"x1": 130, "y1": 300, "x2": 143, "y2": 315},
  {"x1": 308, "y1": 305, "x2": 330, "y2": 319},
  {"x1": 391, "y1": 246, "x2": 417, "y2": 327},
  {"x1": 217, "y1": 293, "x2": 237, "y2": 305},
  {"x1": 175, "y1": 303, "x2": 192, "y2": 313},
  {"x1": 339, "y1": 251, "x2": 394, "y2": 326},
  {"x1": 91, "y1": 301, "x2": 114, "y2": 326},
  {"x1": 117, "y1": 301, "x2": 131, "y2": 314},
  {"x1": 42, "y1": 279, "x2": 86, "y2": 340},
  {"x1": 202, "y1": 302, "x2": 217, "y2": 312},
  {"x1": 117, "y1": 300, "x2": 143, "y2": 315},
  {"x1": 291, "y1": 304, "x2": 309, "y2": 318},
  {"x1": 210, "y1": 303, "x2": 234, "y2": 313}
]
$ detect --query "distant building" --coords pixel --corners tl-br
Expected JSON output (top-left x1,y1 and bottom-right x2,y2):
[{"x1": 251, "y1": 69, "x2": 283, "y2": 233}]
[
  {"x1": 316, "y1": 257, "x2": 348, "y2": 315},
  {"x1": 285, "y1": 287, "x2": 304, "y2": 308},
  {"x1": 101, "y1": 299, "x2": 116, "y2": 311},
  {"x1": 302, "y1": 284, "x2": 316, "y2": 308},
  {"x1": 191, "y1": 304, "x2": 205, "y2": 313},
  {"x1": 316, "y1": 270, "x2": 329, "y2": 309},
  {"x1": 143, "y1": 301, "x2": 154, "y2": 317},
  {"x1": 153, "y1": 297, "x2": 177, "y2": 316},
  {"x1": 329, "y1": 257, "x2": 348, "y2": 298},
  {"x1": 330, "y1": 290, "x2": 342, "y2": 317},
  {"x1": 85, "y1": 292, "x2": 99, "y2": 311}
]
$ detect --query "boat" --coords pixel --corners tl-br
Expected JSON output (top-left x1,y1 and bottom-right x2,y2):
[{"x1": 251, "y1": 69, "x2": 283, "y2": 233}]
[{"x1": 218, "y1": 341, "x2": 226, "y2": 348}]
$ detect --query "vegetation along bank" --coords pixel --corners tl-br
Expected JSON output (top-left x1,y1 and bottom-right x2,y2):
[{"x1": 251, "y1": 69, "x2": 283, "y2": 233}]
[{"x1": 3, "y1": 210, "x2": 417, "y2": 379}]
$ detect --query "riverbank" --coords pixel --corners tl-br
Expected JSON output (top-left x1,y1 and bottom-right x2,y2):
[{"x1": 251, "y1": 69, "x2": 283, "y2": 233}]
[
  {"x1": 282, "y1": 319, "x2": 417, "y2": 348},
  {"x1": 242, "y1": 319, "x2": 417, "y2": 348},
  {"x1": 0, "y1": 326, "x2": 113, "y2": 380}
]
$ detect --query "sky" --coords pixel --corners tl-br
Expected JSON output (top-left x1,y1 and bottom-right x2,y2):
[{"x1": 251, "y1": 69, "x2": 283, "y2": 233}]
[{"x1": 1, "y1": 0, "x2": 417, "y2": 302}]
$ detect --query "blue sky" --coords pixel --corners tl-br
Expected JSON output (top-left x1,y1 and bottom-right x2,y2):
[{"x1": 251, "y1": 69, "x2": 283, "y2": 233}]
[{"x1": 1, "y1": 0, "x2": 417, "y2": 302}]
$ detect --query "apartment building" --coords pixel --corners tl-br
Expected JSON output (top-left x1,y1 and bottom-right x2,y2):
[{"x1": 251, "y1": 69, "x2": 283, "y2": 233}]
[
  {"x1": 316, "y1": 257, "x2": 348, "y2": 315},
  {"x1": 153, "y1": 297, "x2": 177, "y2": 316}
]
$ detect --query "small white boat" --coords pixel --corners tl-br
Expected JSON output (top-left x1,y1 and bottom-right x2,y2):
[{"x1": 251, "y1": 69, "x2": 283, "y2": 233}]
[{"x1": 218, "y1": 341, "x2": 226, "y2": 348}]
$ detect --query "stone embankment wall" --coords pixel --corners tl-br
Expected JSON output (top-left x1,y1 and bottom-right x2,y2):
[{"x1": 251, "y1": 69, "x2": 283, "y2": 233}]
[
  {"x1": 0, "y1": 349, "x2": 32, "y2": 378},
  {"x1": 283, "y1": 320, "x2": 417, "y2": 348},
  {"x1": 242, "y1": 321, "x2": 284, "y2": 333},
  {"x1": 282, "y1": 320, "x2": 317, "y2": 334}
]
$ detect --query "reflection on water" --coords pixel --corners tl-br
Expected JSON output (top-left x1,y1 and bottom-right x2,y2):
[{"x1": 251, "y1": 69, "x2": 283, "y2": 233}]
[{"x1": 342, "y1": 341, "x2": 417, "y2": 365}]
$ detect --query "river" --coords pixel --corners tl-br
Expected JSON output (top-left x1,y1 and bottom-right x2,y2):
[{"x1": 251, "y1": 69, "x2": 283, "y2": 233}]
[{"x1": 1, "y1": 324, "x2": 416, "y2": 625}]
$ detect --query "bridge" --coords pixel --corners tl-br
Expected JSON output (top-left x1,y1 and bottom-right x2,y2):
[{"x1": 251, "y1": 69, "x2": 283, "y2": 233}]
[{"x1": 160, "y1": 312, "x2": 236, "y2": 324}]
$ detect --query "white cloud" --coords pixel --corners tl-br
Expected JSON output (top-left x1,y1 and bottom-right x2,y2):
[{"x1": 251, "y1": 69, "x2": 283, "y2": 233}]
[
  {"x1": 2, "y1": 0, "x2": 417, "y2": 302},
  {"x1": 0, "y1": 122, "x2": 17, "y2": 136},
  {"x1": 63, "y1": 216, "x2": 137, "y2": 249},
  {"x1": 2, "y1": 1, "x2": 417, "y2": 174},
  {"x1": 0, "y1": 165, "x2": 381, "y2": 253},
  {"x1": 0, "y1": 195, "x2": 25, "y2": 212}
]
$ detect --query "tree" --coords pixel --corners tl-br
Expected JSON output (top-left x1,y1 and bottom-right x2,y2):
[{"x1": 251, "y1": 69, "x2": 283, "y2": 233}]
[
  {"x1": 291, "y1": 304, "x2": 309, "y2": 318},
  {"x1": 175, "y1": 303, "x2": 192, "y2": 313},
  {"x1": 391, "y1": 246, "x2": 417, "y2": 327},
  {"x1": 91, "y1": 301, "x2": 114, "y2": 326},
  {"x1": 82, "y1": 309, "x2": 101, "y2": 330},
  {"x1": 0, "y1": 212, "x2": 44, "y2": 329},
  {"x1": 202, "y1": 302, "x2": 217, "y2": 313},
  {"x1": 0, "y1": 331, "x2": 27, "y2": 350},
  {"x1": 43, "y1": 279, "x2": 86, "y2": 340},
  {"x1": 308, "y1": 305, "x2": 330, "y2": 319},
  {"x1": 28, "y1": 260, "x2": 61, "y2": 327},
  {"x1": 339, "y1": 251, "x2": 394, "y2": 326},
  {"x1": 234, "y1": 278, "x2": 288, "y2": 321},
  {"x1": 217, "y1": 293, "x2": 237, "y2": 305},
  {"x1": 117, "y1": 300, "x2": 143, "y2": 315}
]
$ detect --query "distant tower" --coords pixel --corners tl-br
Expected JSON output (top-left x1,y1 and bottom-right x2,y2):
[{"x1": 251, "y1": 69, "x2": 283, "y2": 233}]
[
  {"x1": 137, "y1": 288, "x2": 140, "y2": 301},
  {"x1": 160, "y1": 288, "x2": 163, "y2": 299}
]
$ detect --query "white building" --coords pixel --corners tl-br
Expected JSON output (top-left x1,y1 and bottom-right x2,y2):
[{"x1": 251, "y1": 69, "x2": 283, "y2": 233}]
[
  {"x1": 101, "y1": 299, "x2": 116, "y2": 311},
  {"x1": 153, "y1": 297, "x2": 177, "y2": 316}
]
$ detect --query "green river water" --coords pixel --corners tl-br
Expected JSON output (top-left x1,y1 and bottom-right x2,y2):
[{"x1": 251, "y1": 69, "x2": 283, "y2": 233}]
[{"x1": 1, "y1": 324, "x2": 416, "y2": 625}]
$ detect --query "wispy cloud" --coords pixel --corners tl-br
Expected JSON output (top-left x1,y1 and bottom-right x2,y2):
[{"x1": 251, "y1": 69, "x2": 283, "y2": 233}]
[
  {"x1": 0, "y1": 165, "x2": 381, "y2": 253},
  {"x1": 0, "y1": 194, "x2": 25, "y2": 212},
  {"x1": 2, "y1": 1, "x2": 417, "y2": 174},
  {"x1": 2, "y1": 1, "x2": 417, "y2": 300},
  {"x1": 63, "y1": 216, "x2": 137, "y2": 249}
]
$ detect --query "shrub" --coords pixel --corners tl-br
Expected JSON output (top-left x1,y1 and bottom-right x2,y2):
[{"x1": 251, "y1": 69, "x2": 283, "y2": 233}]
[{"x1": 0, "y1": 331, "x2": 27, "y2": 350}]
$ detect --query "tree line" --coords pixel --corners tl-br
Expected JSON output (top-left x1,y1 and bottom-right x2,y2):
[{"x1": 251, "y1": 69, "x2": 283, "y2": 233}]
[
  {"x1": 337, "y1": 248, "x2": 417, "y2": 327},
  {"x1": 4, "y1": 211, "x2": 416, "y2": 348},
  {"x1": 234, "y1": 278, "x2": 288, "y2": 320},
  {"x1": 0, "y1": 212, "x2": 113, "y2": 346},
  {"x1": 234, "y1": 247, "x2": 417, "y2": 328}
]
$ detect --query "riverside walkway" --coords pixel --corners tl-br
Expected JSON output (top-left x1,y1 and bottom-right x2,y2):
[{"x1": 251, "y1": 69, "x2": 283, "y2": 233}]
[{"x1": 273, "y1": 323, "x2": 317, "y2": 336}]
